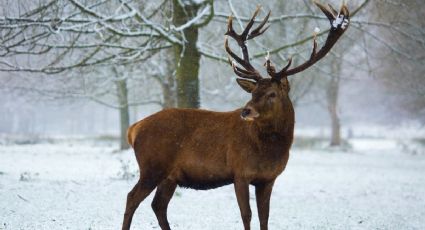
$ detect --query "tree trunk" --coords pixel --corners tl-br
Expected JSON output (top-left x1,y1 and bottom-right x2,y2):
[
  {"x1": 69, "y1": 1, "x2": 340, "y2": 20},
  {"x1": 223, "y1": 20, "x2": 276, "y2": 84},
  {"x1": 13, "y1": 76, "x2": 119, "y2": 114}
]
[
  {"x1": 327, "y1": 59, "x2": 342, "y2": 146},
  {"x1": 173, "y1": 0, "x2": 201, "y2": 108},
  {"x1": 328, "y1": 98, "x2": 341, "y2": 146},
  {"x1": 162, "y1": 50, "x2": 177, "y2": 108},
  {"x1": 114, "y1": 69, "x2": 130, "y2": 150}
]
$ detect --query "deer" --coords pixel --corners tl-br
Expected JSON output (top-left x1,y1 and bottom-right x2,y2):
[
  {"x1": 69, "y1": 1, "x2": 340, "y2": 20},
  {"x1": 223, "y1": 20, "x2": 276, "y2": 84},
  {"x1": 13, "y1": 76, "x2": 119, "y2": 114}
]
[{"x1": 122, "y1": 2, "x2": 349, "y2": 230}]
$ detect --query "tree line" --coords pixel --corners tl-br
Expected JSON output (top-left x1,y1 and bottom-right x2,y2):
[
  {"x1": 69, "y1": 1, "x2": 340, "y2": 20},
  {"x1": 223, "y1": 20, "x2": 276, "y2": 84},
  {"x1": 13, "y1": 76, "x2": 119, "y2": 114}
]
[{"x1": 1, "y1": 0, "x2": 423, "y2": 149}]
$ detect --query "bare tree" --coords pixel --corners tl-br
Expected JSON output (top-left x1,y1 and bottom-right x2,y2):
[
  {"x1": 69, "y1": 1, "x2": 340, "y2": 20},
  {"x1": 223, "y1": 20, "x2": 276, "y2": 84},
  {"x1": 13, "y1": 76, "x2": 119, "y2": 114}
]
[
  {"x1": 364, "y1": 0, "x2": 425, "y2": 123},
  {"x1": 172, "y1": 0, "x2": 214, "y2": 108},
  {"x1": 5, "y1": 0, "x2": 424, "y2": 148},
  {"x1": 0, "y1": 0, "x2": 213, "y2": 149},
  {"x1": 0, "y1": 0, "x2": 213, "y2": 105}
]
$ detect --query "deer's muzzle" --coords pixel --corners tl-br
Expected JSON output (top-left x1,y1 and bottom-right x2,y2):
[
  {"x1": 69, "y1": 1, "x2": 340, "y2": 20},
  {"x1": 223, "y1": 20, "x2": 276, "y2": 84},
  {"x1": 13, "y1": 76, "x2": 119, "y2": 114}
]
[{"x1": 241, "y1": 106, "x2": 259, "y2": 121}]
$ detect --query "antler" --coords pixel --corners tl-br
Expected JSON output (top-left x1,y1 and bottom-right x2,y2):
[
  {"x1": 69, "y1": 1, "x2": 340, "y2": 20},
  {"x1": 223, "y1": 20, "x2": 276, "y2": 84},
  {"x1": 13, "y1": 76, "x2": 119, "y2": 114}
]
[
  {"x1": 267, "y1": 1, "x2": 350, "y2": 80},
  {"x1": 224, "y1": 6, "x2": 270, "y2": 82},
  {"x1": 226, "y1": 2, "x2": 350, "y2": 82}
]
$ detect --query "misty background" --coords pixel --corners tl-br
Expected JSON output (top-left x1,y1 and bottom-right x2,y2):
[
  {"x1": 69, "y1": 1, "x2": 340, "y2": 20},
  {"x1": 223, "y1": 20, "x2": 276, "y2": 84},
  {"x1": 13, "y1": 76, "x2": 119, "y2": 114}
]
[
  {"x1": 0, "y1": 0, "x2": 423, "y2": 145},
  {"x1": 1, "y1": 0, "x2": 425, "y2": 229}
]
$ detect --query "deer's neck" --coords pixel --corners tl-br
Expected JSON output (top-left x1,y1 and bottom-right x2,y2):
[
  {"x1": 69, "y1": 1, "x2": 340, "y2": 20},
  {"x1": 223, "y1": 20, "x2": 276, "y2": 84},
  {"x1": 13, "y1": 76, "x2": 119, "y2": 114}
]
[
  {"x1": 250, "y1": 106, "x2": 295, "y2": 143},
  {"x1": 245, "y1": 109, "x2": 294, "y2": 163}
]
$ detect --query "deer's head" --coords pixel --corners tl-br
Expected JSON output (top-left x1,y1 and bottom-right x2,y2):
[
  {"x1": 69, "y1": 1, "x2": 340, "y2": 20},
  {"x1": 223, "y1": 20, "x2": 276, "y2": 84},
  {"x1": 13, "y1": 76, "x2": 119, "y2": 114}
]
[{"x1": 225, "y1": 2, "x2": 350, "y2": 122}]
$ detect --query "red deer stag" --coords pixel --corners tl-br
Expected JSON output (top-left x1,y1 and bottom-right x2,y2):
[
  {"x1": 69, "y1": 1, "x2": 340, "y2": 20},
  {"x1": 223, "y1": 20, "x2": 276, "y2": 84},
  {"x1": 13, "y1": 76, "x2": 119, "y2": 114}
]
[{"x1": 122, "y1": 2, "x2": 349, "y2": 230}]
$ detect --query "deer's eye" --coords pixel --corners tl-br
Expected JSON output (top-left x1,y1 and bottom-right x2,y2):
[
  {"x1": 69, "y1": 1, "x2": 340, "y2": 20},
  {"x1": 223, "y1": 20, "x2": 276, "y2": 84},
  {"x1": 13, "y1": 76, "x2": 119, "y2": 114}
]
[{"x1": 268, "y1": 92, "x2": 276, "y2": 98}]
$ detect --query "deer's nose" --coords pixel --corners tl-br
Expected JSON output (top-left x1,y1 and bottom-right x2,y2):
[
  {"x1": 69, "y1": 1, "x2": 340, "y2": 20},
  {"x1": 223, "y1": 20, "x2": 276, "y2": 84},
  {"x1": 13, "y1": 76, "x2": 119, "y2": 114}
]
[{"x1": 241, "y1": 108, "x2": 251, "y2": 118}]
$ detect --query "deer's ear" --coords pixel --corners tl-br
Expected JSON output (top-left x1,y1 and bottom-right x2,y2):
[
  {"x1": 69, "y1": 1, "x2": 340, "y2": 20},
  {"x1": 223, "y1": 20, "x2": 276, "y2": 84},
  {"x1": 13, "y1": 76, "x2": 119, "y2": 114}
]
[{"x1": 236, "y1": 79, "x2": 256, "y2": 93}]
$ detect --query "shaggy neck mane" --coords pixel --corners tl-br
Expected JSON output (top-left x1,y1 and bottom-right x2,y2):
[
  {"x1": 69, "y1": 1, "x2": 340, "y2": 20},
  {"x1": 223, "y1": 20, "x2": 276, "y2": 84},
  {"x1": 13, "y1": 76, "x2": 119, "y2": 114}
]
[{"x1": 249, "y1": 105, "x2": 295, "y2": 139}]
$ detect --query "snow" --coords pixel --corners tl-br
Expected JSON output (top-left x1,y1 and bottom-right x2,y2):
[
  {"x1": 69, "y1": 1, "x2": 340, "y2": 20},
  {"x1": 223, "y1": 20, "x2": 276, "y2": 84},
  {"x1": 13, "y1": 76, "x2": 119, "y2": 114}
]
[
  {"x1": 1, "y1": 137, "x2": 424, "y2": 229},
  {"x1": 174, "y1": 5, "x2": 211, "y2": 32},
  {"x1": 265, "y1": 51, "x2": 270, "y2": 61},
  {"x1": 332, "y1": 15, "x2": 349, "y2": 30},
  {"x1": 179, "y1": 0, "x2": 207, "y2": 6}
]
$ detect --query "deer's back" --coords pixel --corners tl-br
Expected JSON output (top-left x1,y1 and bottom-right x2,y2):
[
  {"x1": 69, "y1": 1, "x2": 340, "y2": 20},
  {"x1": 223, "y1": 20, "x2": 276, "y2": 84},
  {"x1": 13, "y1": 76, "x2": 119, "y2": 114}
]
[{"x1": 128, "y1": 108, "x2": 244, "y2": 189}]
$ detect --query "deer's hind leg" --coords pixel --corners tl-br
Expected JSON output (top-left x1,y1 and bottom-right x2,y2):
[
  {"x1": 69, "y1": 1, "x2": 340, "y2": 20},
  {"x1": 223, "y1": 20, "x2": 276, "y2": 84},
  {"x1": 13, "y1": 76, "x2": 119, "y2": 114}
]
[
  {"x1": 122, "y1": 173, "x2": 162, "y2": 230},
  {"x1": 151, "y1": 178, "x2": 177, "y2": 230}
]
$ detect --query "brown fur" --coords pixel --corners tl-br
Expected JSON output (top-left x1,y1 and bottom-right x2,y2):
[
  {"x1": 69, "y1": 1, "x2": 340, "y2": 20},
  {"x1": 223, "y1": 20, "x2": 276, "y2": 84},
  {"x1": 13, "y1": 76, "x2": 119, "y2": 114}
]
[{"x1": 122, "y1": 79, "x2": 295, "y2": 230}]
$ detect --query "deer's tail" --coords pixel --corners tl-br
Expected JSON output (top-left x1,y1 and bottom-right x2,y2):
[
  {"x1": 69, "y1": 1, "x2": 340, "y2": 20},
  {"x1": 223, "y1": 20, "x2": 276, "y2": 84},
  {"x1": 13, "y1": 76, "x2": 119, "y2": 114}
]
[{"x1": 127, "y1": 123, "x2": 137, "y2": 148}]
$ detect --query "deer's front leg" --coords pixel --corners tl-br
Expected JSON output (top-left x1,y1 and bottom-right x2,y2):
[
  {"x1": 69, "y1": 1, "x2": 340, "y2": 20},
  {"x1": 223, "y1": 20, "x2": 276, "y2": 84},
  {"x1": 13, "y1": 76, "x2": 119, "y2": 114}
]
[
  {"x1": 234, "y1": 178, "x2": 251, "y2": 230},
  {"x1": 255, "y1": 180, "x2": 275, "y2": 230}
]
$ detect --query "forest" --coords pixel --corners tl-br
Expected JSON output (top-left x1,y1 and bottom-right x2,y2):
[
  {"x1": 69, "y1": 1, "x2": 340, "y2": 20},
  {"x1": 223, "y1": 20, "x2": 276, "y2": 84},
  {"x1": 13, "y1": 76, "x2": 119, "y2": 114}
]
[{"x1": 0, "y1": 0, "x2": 424, "y2": 229}]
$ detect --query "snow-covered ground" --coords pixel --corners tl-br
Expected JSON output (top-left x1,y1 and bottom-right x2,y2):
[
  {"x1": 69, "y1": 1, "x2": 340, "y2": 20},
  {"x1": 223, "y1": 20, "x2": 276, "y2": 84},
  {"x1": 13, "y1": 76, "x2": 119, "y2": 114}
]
[{"x1": 0, "y1": 137, "x2": 424, "y2": 230}]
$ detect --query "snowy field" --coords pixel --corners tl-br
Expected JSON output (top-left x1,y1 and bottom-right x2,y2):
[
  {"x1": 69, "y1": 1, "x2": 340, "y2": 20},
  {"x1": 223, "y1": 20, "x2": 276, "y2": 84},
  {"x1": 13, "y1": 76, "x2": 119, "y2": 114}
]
[{"x1": 1, "y1": 137, "x2": 424, "y2": 230}]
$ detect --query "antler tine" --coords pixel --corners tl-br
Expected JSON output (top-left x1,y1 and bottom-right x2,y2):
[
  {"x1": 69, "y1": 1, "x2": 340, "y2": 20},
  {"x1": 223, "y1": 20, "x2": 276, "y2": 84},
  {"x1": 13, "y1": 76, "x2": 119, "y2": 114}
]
[
  {"x1": 230, "y1": 62, "x2": 262, "y2": 81},
  {"x1": 226, "y1": 47, "x2": 261, "y2": 81},
  {"x1": 266, "y1": 54, "x2": 293, "y2": 81},
  {"x1": 281, "y1": 1, "x2": 350, "y2": 77},
  {"x1": 341, "y1": 4, "x2": 350, "y2": 18},
  {"x1": 264, "y1": 53, "x2": 276, "y2": 77},
  {"x1": 327, "y1": 3, "x2": 338, "y2": 18},
  {"x1": 228, "y1": 56, "x2": 257, "y2": 76},
  {"x1": 240, "y1": 5, "x2": 261, "y2": 40},
  {"x1": 315, "y1": 2, "x2": 336, "y2": 21},
  {"x1": 264, "y1": 51, "x2": 281, "y2": 80},
  {"x1": 247, "y1": 10, "x2": 271, "y2": 40},
  {"x1": 225, "y1": 15, "x2": 237, "y2": 40},
  {"x1": 232, "y1": 62, "x2": 263, "y2": 81},
  {"x1": 274, "y1": 58, "x2": 293, "y2": 80}
]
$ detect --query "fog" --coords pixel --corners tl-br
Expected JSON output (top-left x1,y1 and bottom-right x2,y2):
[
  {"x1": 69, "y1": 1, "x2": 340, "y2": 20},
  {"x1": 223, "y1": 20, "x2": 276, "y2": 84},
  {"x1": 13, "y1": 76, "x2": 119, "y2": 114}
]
[
  {"x1": 0, "y1": 68, "x2": 408, "y2": 136},
  {"x1": 1, "y1": 0, "x2": 423, "y2": 139},
  {"x1": 0, "y1": 0, "x2": 424, "y2": 229}
]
